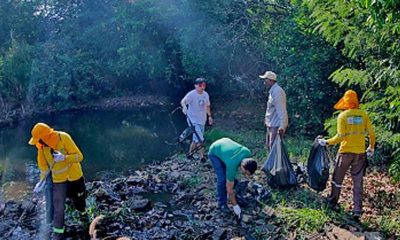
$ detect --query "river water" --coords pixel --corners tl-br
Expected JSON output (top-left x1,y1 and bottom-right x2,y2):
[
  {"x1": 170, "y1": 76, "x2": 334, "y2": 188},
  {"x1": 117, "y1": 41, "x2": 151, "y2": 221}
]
[{"x1": 0, "y1": 108, "x2": 185, "y2": 200}]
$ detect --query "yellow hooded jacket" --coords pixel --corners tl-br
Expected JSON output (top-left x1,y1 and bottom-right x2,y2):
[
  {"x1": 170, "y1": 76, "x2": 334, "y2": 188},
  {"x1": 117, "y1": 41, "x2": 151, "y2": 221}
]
[
  {"x1": 326, "y1": 109, "x2": 376, "y2": 154},
  {"x1": 326, "y1": 90, "x2": 376, "y2": 154},
  {"x1": 36, "y1": 131, "x2": 84, "y2": 183}
]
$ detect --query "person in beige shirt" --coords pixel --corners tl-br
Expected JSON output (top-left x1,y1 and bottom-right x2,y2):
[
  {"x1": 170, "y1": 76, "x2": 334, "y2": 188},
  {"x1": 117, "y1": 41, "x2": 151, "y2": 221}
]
[{"x1": 259, "y1": 71, "x2": 288, "y2": 149}]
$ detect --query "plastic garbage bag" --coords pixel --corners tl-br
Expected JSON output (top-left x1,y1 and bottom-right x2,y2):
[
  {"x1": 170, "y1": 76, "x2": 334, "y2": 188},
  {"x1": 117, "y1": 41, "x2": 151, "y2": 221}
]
[
  {"x1": 307, "y1": 139, "x2": 330, "y2": 191},
  {"x1": 178, "y1": 126, "x2": 194, "y2": 143},
  {"x1": 250, "y1": 182, "x2": 272, "y2": 201},
  {"x1": 262, "y1": 136, "x2": 298, "y2": 188},
  {"x1": 234, "y1": 180, "x2": 272, "y2": 207}
]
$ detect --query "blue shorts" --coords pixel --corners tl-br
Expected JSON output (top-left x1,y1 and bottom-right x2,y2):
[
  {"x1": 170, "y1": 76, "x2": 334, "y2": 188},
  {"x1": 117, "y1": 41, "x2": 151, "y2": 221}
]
[{"x1": 190, "y1": 123, "x2": 205, "y2": 143}]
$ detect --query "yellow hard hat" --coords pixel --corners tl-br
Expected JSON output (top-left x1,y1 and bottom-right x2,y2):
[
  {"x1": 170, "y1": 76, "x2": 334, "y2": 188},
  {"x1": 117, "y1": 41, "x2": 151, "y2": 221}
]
[{"x1": 28, "y1": 123, "x2": 54, "y2": 145}]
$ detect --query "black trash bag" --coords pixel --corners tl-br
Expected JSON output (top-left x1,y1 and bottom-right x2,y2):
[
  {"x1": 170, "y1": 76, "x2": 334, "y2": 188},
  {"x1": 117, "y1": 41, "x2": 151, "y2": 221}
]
[
  {"x1": 249, "y1": 182, "x2": 272, "y2": 201},
  {"x1": 234, "y1": 180, "x2": 272, "y2": 207},
  {"x1": 262, "y1": 136, "x2": 298, "y2": 188},
  {"x1": 178, "y1": 126, "x2": 194, "y2": 143},
  {"x1": 234, "y1": 180, "x2": 250, "y2": 207},
  {"x1": 293, "y1": 162, "x2": 307, "y2": 184},
  {"x1": 307, "y1": 139, "x2": 330, "y2": 192}
]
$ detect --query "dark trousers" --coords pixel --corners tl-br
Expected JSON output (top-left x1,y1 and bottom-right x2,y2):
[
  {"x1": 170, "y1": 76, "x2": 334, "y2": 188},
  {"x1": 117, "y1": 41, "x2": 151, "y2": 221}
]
[
  {"x1": 208, "y1": 153, "x2": 227, "y2": 207},
  {"x1": 53, "y1": 177, "x2": 86, "y2": 232},
  {"x1": 45, "y1": 174, "x2": 54, "y2": 224},
  {"x1": 329, "y1": 153, "x2": 366, "y2": 213}
]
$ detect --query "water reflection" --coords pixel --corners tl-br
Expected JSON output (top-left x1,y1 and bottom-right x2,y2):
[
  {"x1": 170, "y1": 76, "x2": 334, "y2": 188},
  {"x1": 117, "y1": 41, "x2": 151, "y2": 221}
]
[{"x1": 0, "y1": 108, "x2": 184, "y2": 200}]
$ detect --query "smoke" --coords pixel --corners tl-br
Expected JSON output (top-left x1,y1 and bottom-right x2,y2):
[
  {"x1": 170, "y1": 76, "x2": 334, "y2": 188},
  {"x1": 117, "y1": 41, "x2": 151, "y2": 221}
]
[{"x1": 125, "y1": 0, "x2": 266, "y2": 88}]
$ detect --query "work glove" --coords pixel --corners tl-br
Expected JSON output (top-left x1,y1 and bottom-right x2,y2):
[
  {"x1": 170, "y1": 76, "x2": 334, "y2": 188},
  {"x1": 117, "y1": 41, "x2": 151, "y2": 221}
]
[
  {"x1": 233, "y1": 204, "x2": 241, "y2": 218},
  {"x1": 182, "y1": 107, "x2": 188, "y2": 115},
  {"x1": 33, "y1": 181, "x2": 45, "y2": 193},
  {"x1": 317, "y1": 139, "x2": 327, "y2": 147},
  {"x1": 366, "y1": 147, "x2": 374, "y2": 158},
  {"x1": 52, "y1": 151, "x2": 66, "y2": 162}
]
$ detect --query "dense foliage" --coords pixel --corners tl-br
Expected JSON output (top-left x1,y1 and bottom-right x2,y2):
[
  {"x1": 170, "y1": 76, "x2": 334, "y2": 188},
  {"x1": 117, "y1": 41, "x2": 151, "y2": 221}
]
[
  {"x1": 0, "y1": 0, "x2": 341, "y2": 132},
  {"x1": 0, "y1": 1, "x2": 398, "y2": 179},
  {"x1": 303, "y1": 0, "x2": 400, "y2": 181}
]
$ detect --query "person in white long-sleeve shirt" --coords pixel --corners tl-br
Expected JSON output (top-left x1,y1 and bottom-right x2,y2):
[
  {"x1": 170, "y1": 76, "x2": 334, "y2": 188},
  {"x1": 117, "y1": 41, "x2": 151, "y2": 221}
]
[{"x1": 259, "y1": 71, "x2": 288, "y2": 149}]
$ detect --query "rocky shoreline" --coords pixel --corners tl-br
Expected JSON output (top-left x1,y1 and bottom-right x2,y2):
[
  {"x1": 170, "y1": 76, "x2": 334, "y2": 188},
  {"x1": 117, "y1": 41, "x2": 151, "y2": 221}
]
[
  {"x1": 1, "y1": 96, "x2": 398, "y2": 239},
  {"x1": 0, "y1": 95, "x2": 170, "y2": 128},
  {"x1": 1, "y1": 152, "x2": 393, "y2": 240}
]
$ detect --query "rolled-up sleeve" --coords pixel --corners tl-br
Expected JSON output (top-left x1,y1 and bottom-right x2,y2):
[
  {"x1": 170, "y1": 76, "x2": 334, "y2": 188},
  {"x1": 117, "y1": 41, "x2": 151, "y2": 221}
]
[{"x1": 62, "y1": 133, "x2": 84, "y2": 163}]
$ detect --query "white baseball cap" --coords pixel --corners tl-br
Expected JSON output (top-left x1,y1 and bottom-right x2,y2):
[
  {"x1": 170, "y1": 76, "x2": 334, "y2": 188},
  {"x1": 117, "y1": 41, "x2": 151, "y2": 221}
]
[{"x1": 259, "y1": 71, "x2": 277, "y2": 81}]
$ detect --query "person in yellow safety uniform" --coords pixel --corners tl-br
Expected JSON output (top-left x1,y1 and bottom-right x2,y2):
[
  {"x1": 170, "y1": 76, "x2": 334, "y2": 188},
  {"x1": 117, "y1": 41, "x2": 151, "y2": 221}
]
[
  {"x1": 318, "y1": 90, "x2": 375, "y2": 220},
  {"x1": 29, "y1": 123, "x2": 87, "y2": 240}
]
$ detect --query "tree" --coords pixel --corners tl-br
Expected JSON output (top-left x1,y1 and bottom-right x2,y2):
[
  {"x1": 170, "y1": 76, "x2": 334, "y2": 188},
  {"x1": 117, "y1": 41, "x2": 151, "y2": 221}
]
[{"x1": 304, "y1": 0, "x2": 400, "y2": 181}]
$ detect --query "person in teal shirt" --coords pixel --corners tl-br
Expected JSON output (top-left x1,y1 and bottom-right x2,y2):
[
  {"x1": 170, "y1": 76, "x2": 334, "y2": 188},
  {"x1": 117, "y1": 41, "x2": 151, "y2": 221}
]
[{"x1": 208, "y1": 138, "x2": 258, "y2": 218}]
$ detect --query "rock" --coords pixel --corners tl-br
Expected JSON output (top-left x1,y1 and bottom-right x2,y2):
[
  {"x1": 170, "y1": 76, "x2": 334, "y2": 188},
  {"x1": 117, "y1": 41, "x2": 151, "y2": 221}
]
[
  {"x1": 253, "y1": 223, "x2": 276, "y2": 235},
  {"x1": 113, "y1": 181, "x2": 125, "y2": 192},
  {"x1": 212, "y1": 228, "x2": 227, "y2": 240},
  {"x1": 307, "y1": 231, "x2": 325, "y2": 240},
  {"x1": 18, "y1": 200, "x2": 36, "y2": 221},
  {"x1": 154, "y1": 202, "x2": 167, "y2": 209},
  {"x1": 195, "y1": 230, "x2": 213, "y2": 240},
  {"x1": 262, "y1": 205, "x2": 275, "y2": 218},
  {"x1": 90, "y1": 181, "x2": 103, "y2": 189},
  {"x1": 126, "y1": 176, "x2": 144, "y2": 185},
  {"x1": 242, "y1": 214, "x2": 251, "y2": 223},
  {"x1": 170, "y1": 163, "x2": 179, "y2": 170},
  {"x1": 153, "y1": 175, "x2": 162, "y2": 183},
  {"x1": 326, "y1": 226, "x2": 364, "y2": 240},
  {"x1": 126, "y1": 196, "x2": 151, "y2": 212},
  {"x1": 0, "y1": 221, "x2": 11, "y2": 236},
  {"x1": 170, "y1": 171, "x2": 180, "y2": 180},
  {"x1": 364, "y1": 232, "x2": 383, "y2": 240},
  {"x1": 112, "y1": 207, "x2": 123, "y2": 216},
  {"x1": 4, "y1": 200, "x2": 18, "y2": 216},
  {"x1": 10, "y1": 226, "x2": 31, "y2": 240},
  {"x1": 94, "y1": 188, "x2": 108, "y2": 198},
  {"x1": 265, "y1": 224, "x2": 278, "y2": 233},
  {"x1": 129, "y1": 186, "x2": 147, "y2": 195}
]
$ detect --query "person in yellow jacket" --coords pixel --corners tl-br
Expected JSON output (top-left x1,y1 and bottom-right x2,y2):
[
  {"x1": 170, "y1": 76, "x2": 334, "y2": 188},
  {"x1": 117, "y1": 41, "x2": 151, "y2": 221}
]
[
  {"x1": 318, "y1": 90, "x2": 375, "y2": 220},
  {"x1": 29, "y1": 123, "x2": 86, "y2": 240}
]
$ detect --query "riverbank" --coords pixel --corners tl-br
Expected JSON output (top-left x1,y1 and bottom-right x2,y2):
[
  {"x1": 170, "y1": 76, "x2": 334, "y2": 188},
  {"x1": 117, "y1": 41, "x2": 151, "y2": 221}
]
[
  {"x1": 1, "y1": 97, "x2": 399, "y2": 239},
  {"x1": 0, "y1": 95, "x2": 170, "y2": 128},
  {"x1": 1, "y1": 147, "x2": 398, "y2": 239}
]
